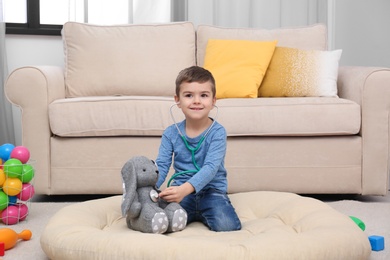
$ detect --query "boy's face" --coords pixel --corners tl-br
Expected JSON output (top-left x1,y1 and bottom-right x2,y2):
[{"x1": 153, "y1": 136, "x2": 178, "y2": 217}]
[{"x1": 174, "y1": 81, "x2": 216, "y2": 121}]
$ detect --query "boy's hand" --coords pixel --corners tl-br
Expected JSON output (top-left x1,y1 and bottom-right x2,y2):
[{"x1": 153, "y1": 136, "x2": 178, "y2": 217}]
[{"x1": 159, "y1": 182, "x2": 194, "y2": 203}]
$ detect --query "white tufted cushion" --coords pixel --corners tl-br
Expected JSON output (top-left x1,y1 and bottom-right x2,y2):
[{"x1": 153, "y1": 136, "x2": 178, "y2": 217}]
[{"x1": 40, "y1": 192, "x2": 371, "y2": 259}]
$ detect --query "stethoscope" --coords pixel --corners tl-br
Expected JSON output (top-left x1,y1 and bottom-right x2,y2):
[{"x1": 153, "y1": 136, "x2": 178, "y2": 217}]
[{"x1": 167, "y1": 102, "x2": 219, "y2": 187}]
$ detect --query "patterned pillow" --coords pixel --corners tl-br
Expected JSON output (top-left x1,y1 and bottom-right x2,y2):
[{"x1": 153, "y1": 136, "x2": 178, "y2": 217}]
[{"x1": 259, "y1": 47, "x2": 342, "y2": 97}]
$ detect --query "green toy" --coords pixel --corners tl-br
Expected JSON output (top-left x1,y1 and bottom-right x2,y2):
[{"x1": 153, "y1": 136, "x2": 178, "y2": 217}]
[{"x1": 349, "y1": 216, "x2": 366, "y2": 231}]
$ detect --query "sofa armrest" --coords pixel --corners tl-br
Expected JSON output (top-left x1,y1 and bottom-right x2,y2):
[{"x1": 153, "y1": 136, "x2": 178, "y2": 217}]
[
  {"x1": 338, "y1": 66, "x2": 390, "y2": 195},
  {"x1": 5, "y1": 66, "x2": 65, "y2": 194}
]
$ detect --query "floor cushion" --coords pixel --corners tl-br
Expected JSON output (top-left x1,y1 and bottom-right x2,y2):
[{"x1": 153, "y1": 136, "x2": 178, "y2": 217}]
[{"x1": 40, "y1": 191, "x2": 371, "y2": 259}]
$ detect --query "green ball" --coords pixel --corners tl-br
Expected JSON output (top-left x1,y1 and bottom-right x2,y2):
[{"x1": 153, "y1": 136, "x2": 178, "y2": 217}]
[
  {"x1": 0, "y1": 191, "x2": 9, "y2": 211},
  {"x1": 3, "y1": 158, "x2": 23, "y2": 178},
  {"x1": 21, "y1": 164, "x2": 35, "y2": 183}
]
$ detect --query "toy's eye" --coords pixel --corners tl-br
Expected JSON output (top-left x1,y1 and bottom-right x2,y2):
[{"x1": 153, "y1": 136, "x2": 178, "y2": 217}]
[{"x1": 143, "y1": 168, "x2": 146, "y2": 172}]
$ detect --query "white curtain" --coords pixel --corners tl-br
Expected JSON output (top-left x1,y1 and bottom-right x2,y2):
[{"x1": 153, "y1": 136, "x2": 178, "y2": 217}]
[
  {"x1": 173, "y1": 0, "x2": 328, "y2": 29},
  {"x1": 0, "y1": 0, "x2": 15, "y2": 145}
]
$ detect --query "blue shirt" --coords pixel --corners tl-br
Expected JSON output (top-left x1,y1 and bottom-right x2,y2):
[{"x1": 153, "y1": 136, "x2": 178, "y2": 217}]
[{"x1": 156, "y1": 120, "x2": 228, "y2": 193}]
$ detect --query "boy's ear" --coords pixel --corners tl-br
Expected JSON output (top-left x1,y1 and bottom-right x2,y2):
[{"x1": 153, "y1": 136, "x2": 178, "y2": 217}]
[{"x1": 174, "y1": 95, "x2": 180, "y2": 105}]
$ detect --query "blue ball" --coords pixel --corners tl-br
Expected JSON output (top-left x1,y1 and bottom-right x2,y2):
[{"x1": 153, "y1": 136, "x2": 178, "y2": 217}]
[
  {"x1": 0, "y1": 143, "x2": 15, "y2": 161},
  {"x1": 8, "y1": 195, "x2": 17, "y2": 205}
]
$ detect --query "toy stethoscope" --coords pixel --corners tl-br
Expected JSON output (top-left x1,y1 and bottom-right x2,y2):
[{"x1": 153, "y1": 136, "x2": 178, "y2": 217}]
[{"x1": 167, "y1": 102, "x2": 219, "y2": 187}]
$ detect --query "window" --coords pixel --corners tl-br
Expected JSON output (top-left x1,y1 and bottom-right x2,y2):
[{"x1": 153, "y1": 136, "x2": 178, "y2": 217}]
[{"x1": 4, "y1": 0, "x2": 172, "y2": 36}]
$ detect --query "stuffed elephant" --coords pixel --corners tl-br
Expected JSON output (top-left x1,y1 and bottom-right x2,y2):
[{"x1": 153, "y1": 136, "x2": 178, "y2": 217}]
[{"x1": 121, "y1": 156, "x2": 187, "y2": 234}]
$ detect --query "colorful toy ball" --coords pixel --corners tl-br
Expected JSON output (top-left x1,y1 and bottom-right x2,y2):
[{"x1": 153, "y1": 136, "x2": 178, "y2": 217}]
[
  {"x1": 0, "y1": 169, "x2": 5, "y2": 186},
  {"x1": 8, "y1": 196, "x2": 17, "y2": 206},
  {"x1": 0, "y1": 192, "x2": 8, "y2": 211},
  {"x1": 1, "y1": 206, "x2": 19, "y2": 225},
  {"x1": 17, "y1": 203, "x2": 29, "y2": 221},
  {"x1": 10, "y1": 146, "x2": 30, "y2": 164},
  {"x1": 0, "y1": 143, "x2": 15, "y2": 161},
  {"x1": 3, "y1": 158, "x2": 23, "y2": 178},
  {"x1": 21, "y1": 164, "x2": 35, "y2": 183},
  {"x1": 17, "y1": 183, "x2": 35, "y2": 201},
  {"x1": 2, "y1": 178, "x2": 22, "y2": 196}
]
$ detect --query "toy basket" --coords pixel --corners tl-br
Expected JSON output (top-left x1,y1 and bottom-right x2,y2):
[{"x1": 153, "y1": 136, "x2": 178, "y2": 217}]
[{"x1": 0, "y1": 157, "x2": 35, "y2": 226}]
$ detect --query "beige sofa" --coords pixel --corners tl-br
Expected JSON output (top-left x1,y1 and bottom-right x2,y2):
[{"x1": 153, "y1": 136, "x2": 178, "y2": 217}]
[{"x1": 5, "y1": 22, "x2": 390, "y2": 196}]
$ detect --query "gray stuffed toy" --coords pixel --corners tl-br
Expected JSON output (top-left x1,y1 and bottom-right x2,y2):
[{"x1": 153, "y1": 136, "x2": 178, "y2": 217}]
[{"x1": 121, "y1": 156, "x2": 187, "y2": 234}]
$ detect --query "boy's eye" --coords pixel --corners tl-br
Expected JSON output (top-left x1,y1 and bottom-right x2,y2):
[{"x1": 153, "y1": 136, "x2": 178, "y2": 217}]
[
  {"x1": 201, "y1": 93, "x2": 209, "y2": 97},
  {"x1": 184, "y1": 94, "x2": 192, "y2": 97}
]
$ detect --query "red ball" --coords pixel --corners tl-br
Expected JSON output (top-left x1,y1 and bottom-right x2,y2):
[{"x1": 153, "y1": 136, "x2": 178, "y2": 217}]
[{"x1": 10, "y1": 146, "x2": 30, "y2": 164}]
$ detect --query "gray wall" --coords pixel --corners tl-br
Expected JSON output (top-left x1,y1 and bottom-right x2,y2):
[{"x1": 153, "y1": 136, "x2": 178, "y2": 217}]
[{"x1": 334, "y1": 0, "x2": 390, "y2": 67}]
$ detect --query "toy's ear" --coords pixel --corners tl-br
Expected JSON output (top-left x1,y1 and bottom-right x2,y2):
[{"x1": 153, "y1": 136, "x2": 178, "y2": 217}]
[{"x1": 121, "y1": 157, "x2": 137, "y2": 217}]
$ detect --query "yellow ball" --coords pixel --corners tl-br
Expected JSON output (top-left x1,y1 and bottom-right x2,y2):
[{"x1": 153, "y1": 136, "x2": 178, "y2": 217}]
[
  {"x1": 0, "y1": 169, "x2": 5, "y2": 186},
  {"x1": 3, "y1": 177, "x2": 22, "y2": 196}
]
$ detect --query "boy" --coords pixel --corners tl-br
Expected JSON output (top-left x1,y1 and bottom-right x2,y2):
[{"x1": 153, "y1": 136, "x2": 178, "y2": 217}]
[{"x1": 156, "y1": 66, "x2": 241, "y2": 232}]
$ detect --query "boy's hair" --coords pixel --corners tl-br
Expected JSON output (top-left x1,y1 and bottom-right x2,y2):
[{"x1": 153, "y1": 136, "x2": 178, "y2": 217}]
[{"x1": 175, "y1": 66, "x2": 216, "y2": 97}]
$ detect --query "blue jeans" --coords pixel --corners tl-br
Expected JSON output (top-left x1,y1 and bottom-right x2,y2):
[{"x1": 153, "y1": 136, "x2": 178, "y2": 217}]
[{"x1": 180, "y1": 188, "x2": 241, "y2": 232}]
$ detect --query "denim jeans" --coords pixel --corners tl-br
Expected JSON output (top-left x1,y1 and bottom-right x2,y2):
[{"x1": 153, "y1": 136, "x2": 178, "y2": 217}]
[{"x1": 180, "y1": 188, "x2": 241, "y2": 232}]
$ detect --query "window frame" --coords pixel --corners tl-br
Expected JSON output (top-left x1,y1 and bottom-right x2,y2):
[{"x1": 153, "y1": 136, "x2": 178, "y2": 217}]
[
  {"x1": 5, "y1": 0, "x2": 184, "y2": 36},
  {"x1": 6, "y1": 0, "x2": 64, "y2": 36}
]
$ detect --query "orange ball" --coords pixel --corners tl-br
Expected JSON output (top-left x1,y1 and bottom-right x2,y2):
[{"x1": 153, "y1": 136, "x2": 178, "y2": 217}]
[{"x1": 2, "y1": 178, "x2": 22, "y2": 196}]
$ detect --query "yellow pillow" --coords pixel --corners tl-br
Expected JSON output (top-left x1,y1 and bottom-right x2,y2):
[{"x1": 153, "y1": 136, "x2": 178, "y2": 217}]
[
  {"x1": 259, "y1": 47, "x2": 342, "y2": 97},
  {"x1": 204, "y1": 39, "x2": 277, "y2": 99}
]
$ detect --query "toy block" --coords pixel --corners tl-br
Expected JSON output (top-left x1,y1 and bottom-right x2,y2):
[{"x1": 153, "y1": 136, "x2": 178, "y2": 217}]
[
  {"x1": 0, "y1": 242, "x2": 4, "y2": 256},
  {"x1": 368, "y1": 235, "x2": 384, "y2": 251}
]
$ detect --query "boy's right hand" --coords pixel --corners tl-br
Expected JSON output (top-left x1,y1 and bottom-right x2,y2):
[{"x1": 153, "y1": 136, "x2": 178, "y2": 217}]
[{"x1": 159, "y1": 182, "x2": 195, "y2": 203}]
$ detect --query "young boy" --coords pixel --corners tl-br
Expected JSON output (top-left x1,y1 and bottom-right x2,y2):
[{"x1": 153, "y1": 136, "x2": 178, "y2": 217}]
[{"x1": 156, "y1": 66, "x2": 241, "y2": 232}]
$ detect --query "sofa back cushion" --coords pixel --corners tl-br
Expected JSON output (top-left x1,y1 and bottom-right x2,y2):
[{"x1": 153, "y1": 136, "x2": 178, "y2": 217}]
[
  {"x1": 62, "y1": 22, "x2": 196, "y2": 98},
  {"x1": 196, "y1": 24, "x2": 327, "y2": 66}
]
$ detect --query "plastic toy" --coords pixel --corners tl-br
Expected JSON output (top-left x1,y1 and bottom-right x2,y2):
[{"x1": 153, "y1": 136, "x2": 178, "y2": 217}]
[
  {"x1": 2, "y1": 178, "x2": 22, "y2": 196},
  {"x1": 17, "y1": 203, "x2": 29, "y2": 221},
  {"x1": 0, "y1": 228, "x2": 32, "y2": 250},
  {"x1": 369, "y1": 235, "x2": 385, "y2": 251},
  {"x1": 0, "y1": 242, "x2": 4, "y2": 256},
  {"x1": 121, "y1": 156, "x2": 187, "y2": 233},
  {"x1": 8, "y1": 196, "x2": 17, "y2": 206},
  {"x1": 349, "y1": 216, "x2": 366, "y2": 231},
  {"x1": 0, "y1": 192, "x2": 8, "y2": 211},
  {"x1": 17, "y1": 183, "x2": 35, "y2": 201},
  {"x1": 0, "y1": 143, "x2": 34, "y2": 225},
  {"x1": 10, "y1": 146, "x2": 30, "y2": 164},
  {"x1": 0, "y1": 144, "x2": 15, "y2": 161},
  {"x1": 21, "y1": 164, "x2": 34, "y2": 183},
  {"x1": 0, "y1": 169, "x2": 5, "y2": 185},
  {"x1": 3, "y1": 159, "x2": 23, "y2": 178},
  {"x1": 1, "y1": 206, "x2": 20, "y2": 225}
]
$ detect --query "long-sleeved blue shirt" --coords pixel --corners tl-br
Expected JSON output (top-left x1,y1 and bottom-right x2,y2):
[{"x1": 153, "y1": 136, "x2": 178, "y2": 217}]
[{"x1": 156, "y1": 119, "x2": 228, "y2": 193}]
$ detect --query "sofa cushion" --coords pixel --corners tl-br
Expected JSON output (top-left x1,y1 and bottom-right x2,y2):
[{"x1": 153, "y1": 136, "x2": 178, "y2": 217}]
[
  {"x1": 49, "y1": 97, "x2": 360, "y2": 137},
  {"x1": 196, "y1": 24, "x2": 328, "y2": 66},
  {"x1": 217, "y1": 98, "x2": 360, "y2": 136},
  {"x1": 203, "y1": 39, "x2": 277, "y2": 99},
  {"x1": 62, "y1": 22, "x2": 196, "y2": 98},
  {"x1": 259, "y1": 47, "x2": 342, "y2": 97}
]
